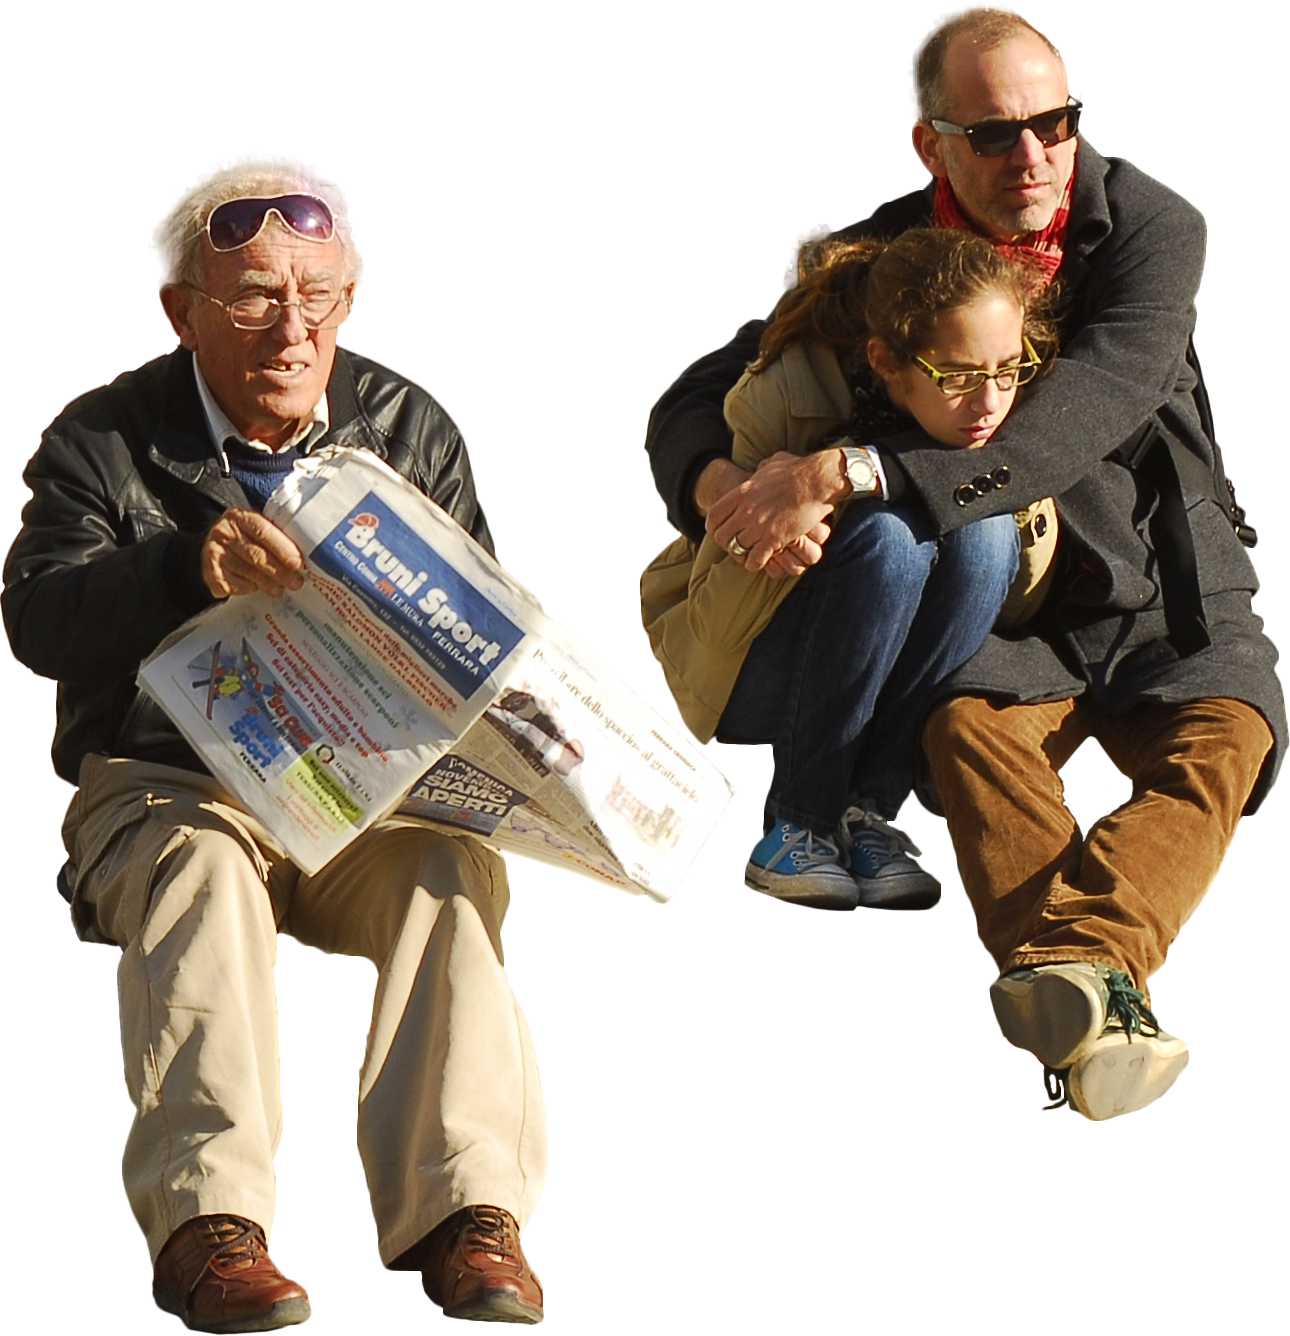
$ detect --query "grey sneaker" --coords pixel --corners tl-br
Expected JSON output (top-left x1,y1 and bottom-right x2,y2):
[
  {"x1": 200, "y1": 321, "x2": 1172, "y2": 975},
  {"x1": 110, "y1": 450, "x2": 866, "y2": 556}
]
[
  {"x1": 837, "y1": 805, "x2": 940, "y2": 910},
  {"x1": 990, "y1": 962, "x2": 1120, "y2": 1069}
]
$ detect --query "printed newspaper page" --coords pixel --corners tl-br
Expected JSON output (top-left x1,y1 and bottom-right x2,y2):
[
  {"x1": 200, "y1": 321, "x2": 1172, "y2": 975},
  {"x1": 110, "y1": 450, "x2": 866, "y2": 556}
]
[
  {"x1": 139, "y1": 448, "x2": 535, "y2": 872},
  {"x1": 399, "y1": 626, "x2": 720, "y2": 895},
  {"x1": 138, "y1": 447, "x2": 729, "y2": 898}
]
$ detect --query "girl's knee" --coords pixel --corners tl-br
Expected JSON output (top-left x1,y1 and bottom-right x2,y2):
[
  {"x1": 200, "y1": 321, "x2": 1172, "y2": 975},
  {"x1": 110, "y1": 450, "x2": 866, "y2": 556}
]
[
  {"x1": 948, "y1": 511, "x2": 1016, "y2": 547},
  {"x1": 831, "y1": 505, "x2": 928, "y2": 553},
  {"x1": 945, "y1": 513, "x2": 1019, "y2": 567},
  {"x1": 825, "y1": 505, "x2": 936, "y2": 594}
]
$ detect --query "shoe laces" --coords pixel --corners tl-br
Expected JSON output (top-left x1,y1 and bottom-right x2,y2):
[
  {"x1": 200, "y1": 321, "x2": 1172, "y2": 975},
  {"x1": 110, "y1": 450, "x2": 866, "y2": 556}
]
[
  {"x1": 838, "y1": 806, "x2": 922, "y2": 858},
  {"x1": 765, "y1": 825, "x2": 843, "y2": 874},
  {"x1": 1042, "y1": 1066, "x2": 1071, "y2": 1111},
  {"x1": 1101, "y1": 968, "x2": 1160, "y2": 1041},
  {"x1": 158, "y1": 1216, "x2": 279, "y2": 1320},
  {"x1": 199, "y1": 1216, "x2": 268, "y2": 1272},
  {"x1": 460, "y1": 1206, "x2": 520, "y2": 1267}
]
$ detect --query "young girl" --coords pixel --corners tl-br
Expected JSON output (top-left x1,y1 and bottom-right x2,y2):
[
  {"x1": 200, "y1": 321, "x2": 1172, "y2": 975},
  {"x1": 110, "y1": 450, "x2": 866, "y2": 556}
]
[{"x1": 642, "y1": 228, "x2": 1056, "y2": 910}]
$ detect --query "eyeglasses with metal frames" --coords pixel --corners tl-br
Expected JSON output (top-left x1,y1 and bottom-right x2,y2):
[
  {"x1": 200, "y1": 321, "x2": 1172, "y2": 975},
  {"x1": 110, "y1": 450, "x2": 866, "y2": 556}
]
[
  {"x1": 188, "y1": 286, "x2": 353, "y2": 331},
  {"x1": 911, "y1": 337, "x2": 1042, "y2": 396}
]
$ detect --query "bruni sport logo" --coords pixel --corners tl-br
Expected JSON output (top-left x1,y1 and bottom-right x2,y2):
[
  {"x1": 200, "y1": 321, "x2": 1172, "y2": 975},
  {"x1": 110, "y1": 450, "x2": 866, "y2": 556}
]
[
  {"x1": 345, "y1": 512, "x2": 394, "y2": 594},
  {"x1": 342, "y1": 510, "x2": 505, "y2": 667},
  {"x1": 348, "y1": 511, "x2": 380, "y2": 544}
]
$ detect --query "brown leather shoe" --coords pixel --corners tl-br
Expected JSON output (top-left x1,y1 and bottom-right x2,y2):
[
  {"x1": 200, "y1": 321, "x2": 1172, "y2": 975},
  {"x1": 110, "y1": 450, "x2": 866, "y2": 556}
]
[
  {"x1": 418, "y1": 1205, "x2": 543, "y2": 1323},
  {"x1": 152, "y1": 1214, "x2": 310, "y2": 1333}
]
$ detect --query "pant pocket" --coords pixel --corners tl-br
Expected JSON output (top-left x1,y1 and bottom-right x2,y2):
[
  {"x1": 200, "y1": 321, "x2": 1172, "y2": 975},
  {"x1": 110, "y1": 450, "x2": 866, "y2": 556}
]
[{"x1": 71, "y1": 799, "x2": 192, "y2": 947}]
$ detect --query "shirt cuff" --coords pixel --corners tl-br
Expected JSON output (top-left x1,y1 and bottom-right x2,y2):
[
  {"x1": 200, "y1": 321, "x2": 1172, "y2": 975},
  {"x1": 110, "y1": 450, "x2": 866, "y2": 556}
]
[{"x1": 865, "y1": 443, "x2": 892, "y2": 502}]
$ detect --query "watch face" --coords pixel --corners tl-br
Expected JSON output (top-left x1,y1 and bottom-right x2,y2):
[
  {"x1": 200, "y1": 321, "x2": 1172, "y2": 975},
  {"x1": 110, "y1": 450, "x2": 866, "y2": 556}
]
[{"x1": 845, "y1": 448, "x2": 875, "y2": 493}]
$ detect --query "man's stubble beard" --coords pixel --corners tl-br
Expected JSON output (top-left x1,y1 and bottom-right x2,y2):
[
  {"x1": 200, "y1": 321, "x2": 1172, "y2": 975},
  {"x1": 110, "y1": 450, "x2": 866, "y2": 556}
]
[
  {"x1": 945, "y1": 143, "x2": 1073, "y2": 242},
  {"x1": 961, "y1": 183, "x2": 1062, "y2": 243}
]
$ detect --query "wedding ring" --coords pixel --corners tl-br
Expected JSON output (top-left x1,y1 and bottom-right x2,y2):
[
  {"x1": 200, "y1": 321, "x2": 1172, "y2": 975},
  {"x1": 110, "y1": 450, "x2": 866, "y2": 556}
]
[{"x1": 728, "y1": 537, "x2": 749, "y2": 558}]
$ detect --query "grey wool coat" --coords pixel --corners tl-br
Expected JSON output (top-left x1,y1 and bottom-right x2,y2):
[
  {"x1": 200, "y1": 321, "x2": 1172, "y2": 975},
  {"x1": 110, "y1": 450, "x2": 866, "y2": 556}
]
[{"x1": 644, "y1": 143, "x2": 1285, "y2": 809}]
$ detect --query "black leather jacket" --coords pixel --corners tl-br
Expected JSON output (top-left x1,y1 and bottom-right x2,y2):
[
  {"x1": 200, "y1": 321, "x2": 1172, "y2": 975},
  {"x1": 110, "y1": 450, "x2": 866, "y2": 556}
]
[{"x1": 3, "y1": 347, "x2": 492, "y2": 784}]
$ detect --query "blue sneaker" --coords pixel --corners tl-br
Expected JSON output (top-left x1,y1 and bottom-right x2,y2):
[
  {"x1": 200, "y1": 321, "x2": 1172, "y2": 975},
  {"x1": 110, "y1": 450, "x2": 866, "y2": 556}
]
[
  {"x1": 838, "y1": 805, "x2": 941, "y2": 910},
  {"x1": 745, "y1": 822, "x2": 858, "y2": 911}
]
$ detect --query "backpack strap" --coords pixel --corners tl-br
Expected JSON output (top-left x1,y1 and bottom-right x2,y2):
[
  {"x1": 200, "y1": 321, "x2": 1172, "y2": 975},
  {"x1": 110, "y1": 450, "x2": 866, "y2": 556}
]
[
  {"x1": 1185, "y1": 340, "x2": 1257, "y2": 548},
  {"x1": 1104, "y1": 339, "x2": 1257, "y2": 657},
  {"x1": 1111, "y1": 419, "x2": 1210, "y2": 657}
]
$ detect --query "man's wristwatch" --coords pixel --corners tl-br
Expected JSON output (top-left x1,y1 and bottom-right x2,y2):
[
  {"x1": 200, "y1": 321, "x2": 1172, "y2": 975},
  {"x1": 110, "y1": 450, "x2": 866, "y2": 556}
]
[{"x1": 839, "y1": 444, "x2": 880, "y2": 497}]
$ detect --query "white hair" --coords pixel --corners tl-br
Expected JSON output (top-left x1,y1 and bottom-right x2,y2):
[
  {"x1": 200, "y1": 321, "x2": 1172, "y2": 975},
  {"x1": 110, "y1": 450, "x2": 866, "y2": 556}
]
[{"x1": 155, "y1": 159, "x2": 361, "y2": 288}]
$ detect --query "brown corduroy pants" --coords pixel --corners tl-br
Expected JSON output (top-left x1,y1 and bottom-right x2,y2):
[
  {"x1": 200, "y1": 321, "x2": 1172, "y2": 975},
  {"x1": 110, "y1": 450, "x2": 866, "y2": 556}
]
[{"x1": 924, "y1": 695, "x2": 1273, "y2": 988}]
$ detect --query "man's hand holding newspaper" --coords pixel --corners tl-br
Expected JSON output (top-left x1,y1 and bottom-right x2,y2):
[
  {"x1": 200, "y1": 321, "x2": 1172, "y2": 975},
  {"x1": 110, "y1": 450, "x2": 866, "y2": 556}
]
[
  {"x1": 201, "y1": 507, "x2": 307, "y2": 599},
  {"x1": 139, "y1": 447, "x2": 729, "y2": 897}
]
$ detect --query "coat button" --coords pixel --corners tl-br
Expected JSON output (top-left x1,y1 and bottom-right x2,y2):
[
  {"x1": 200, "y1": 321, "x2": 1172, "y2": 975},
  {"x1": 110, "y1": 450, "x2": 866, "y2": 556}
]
[
  {"x1": 973, "y1": 474, "x2": 994, "y2": 495},
  {"x1": 991, "y1": 466, "x2": 1011, "y2": 488},
  {"x1": 954, "y1": 484, "x2": 977, "y2": 507}
]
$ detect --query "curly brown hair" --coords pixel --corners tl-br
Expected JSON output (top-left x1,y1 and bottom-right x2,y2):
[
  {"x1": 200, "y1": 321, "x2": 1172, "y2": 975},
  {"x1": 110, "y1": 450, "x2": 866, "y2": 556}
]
[{"x1": 752, "y1": 228, "x2": 1057, "y2": 379}]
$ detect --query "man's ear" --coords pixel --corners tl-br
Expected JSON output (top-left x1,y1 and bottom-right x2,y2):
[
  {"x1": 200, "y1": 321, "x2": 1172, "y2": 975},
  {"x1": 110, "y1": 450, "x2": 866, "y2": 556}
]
[
  {"x1": 160, "y1": 284, "x2": 200, "y2": 351},
  {"x1": 912, "y1": 122, "x2": 950, "y2": 178}
]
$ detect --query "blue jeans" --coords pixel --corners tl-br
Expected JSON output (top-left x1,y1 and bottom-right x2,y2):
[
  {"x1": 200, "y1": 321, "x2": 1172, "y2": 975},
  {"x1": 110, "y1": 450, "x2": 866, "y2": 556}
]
[{"x1": 716, "y1": 503, "x2": 1019, "y2": 833}]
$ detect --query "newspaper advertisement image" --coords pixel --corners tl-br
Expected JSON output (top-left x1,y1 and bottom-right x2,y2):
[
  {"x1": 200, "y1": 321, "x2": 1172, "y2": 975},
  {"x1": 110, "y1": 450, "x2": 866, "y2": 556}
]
[
  {"x1": 139, "y1": 447, "x2": 730, "y2": 898},
  {"x1": 400, "y1": 630, "x2": 713, "y2": 892}
]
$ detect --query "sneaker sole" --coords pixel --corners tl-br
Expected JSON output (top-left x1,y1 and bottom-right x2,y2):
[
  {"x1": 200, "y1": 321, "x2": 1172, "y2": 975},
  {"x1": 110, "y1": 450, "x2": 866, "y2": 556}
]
[
  {"x1": 850, "y1": 869, "x2": 941, "y2": 911},
  {"x1": 1067, "y1": 1034, "x2": 1190, "y2": 1121},
  {"x1": 744, "y1": 864, "x2": 858, "y2": 911},
  {"x1": 990, "y1": 967, "x2": 1104, "y2": 1068}
]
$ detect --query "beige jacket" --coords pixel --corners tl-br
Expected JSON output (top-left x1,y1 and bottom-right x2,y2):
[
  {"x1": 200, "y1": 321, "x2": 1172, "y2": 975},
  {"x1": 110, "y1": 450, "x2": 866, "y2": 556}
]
[{"x1": 641, "y1": 340, "x2": 1057, "y2": 741}]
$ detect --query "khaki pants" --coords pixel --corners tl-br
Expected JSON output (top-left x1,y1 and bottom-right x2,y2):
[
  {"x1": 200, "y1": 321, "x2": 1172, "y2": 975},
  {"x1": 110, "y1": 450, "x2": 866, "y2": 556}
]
[
  {"x1": 924, "y1": 695, "x2": 1273, "y2": 988},
  {"x1": 62, "y1": 756, "x2": 547, "y2": 1265}
]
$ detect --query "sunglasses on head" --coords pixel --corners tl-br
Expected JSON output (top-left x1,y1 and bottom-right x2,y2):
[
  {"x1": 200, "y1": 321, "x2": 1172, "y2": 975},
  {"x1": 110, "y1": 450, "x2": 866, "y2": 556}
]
[
  {"x1": 205, "y1": 194, "x2": 336, "y2": 252},
  {"x1": 930, "y1": 99, "x2": 1082, "y2": 158}
]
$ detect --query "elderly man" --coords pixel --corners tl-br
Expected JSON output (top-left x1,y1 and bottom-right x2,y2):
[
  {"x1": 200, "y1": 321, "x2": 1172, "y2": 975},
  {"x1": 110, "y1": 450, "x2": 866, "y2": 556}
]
[
  {"x1": 4, "y1": 166, "x2": 546, "y2": 1330},
  {"x1": 644, "y1": 9, "x2": 1284, "y2": 1120}
]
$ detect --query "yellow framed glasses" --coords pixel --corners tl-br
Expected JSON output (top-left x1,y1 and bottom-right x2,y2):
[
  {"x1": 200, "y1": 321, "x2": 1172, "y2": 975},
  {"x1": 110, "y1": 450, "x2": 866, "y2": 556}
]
[{"x1": 912, "y1": 336, "x2": 1042, "y2": 396}]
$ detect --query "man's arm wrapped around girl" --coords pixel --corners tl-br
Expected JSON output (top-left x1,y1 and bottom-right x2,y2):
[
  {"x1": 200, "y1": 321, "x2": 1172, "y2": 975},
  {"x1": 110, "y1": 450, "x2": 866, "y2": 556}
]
[
  {"x1": 688, "y1": 338, "x2": 1059, "y2": 649},
  {"x1": 683, "y1": 340, "x2": 852, "y2": 656}
]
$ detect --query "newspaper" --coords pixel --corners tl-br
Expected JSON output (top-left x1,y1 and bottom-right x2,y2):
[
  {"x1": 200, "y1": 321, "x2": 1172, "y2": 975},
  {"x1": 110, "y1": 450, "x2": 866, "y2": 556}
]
[
  {"x1": 399, "y1": 630, "x2": 711, "y2": 892},
  {"x1": 138, "y1": 447, "x2": 730, "y2": 900}
]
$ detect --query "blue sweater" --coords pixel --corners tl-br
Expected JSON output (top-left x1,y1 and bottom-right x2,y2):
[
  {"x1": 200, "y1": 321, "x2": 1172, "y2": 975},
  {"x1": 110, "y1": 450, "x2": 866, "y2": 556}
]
[{"x1": 224, "y1": 440, "x2": 307, "y2": 512}]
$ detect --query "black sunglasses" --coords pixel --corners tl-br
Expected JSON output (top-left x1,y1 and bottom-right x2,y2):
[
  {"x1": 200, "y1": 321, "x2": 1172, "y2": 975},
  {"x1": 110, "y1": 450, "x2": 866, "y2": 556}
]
[
  {"x1": 205, "y1": 194, "x2": 336, "y2": 252},
  {"x1": 930, "y1": 99, "x2": 1082, "y2": 158}
]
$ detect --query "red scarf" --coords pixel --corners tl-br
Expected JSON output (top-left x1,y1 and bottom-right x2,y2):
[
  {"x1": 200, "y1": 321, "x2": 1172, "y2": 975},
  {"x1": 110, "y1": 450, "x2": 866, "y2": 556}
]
[{"x1": 932, "y1": 159, "x2": 1074, "y2": 287}]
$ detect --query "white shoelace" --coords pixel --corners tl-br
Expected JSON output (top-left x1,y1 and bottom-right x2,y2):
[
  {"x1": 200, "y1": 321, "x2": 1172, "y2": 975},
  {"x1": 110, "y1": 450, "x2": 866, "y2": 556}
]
[
  {"x1": 838, "y1": 806, "x2": 922, "y2": 857},
  {"x1": 765, "y1": 825, "x2": 843, "y2": 873}
]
